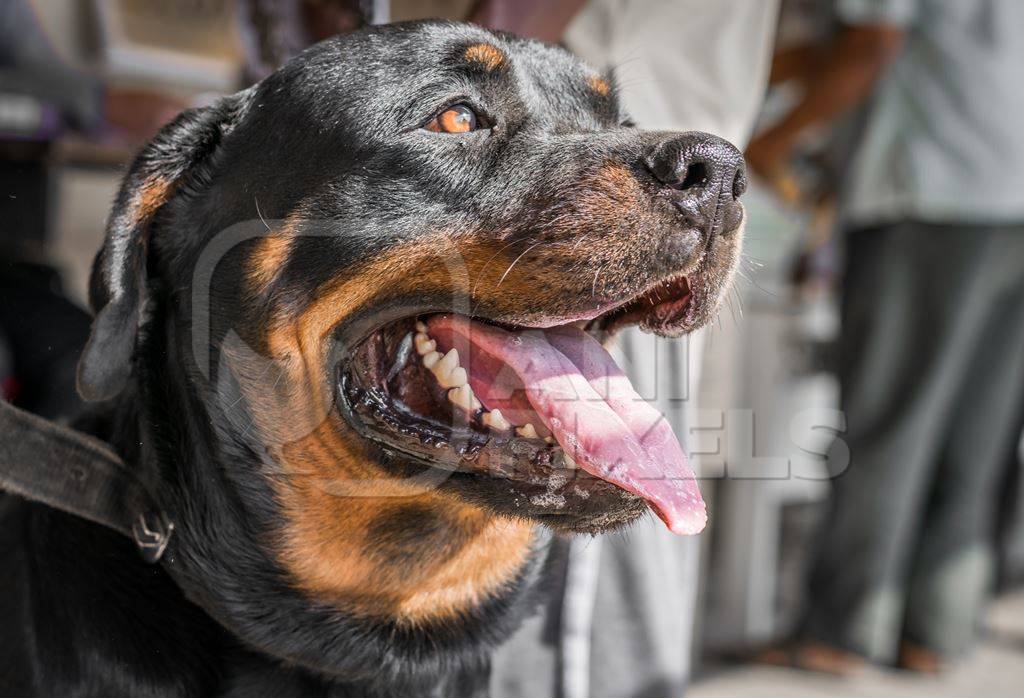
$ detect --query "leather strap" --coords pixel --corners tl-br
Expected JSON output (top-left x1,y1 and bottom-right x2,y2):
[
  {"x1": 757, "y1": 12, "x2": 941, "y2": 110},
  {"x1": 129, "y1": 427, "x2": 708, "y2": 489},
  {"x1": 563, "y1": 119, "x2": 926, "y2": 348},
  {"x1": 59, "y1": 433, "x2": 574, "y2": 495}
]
[{"x1": 0, "y1": 399, "x2": 173, "y2": 562}]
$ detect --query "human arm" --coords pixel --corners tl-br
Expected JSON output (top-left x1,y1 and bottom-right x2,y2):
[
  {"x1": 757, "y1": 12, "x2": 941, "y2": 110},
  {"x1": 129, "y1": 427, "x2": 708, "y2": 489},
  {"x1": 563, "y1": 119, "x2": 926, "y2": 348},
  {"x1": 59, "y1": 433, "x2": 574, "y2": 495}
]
[{"x1": 745, "y1": 24, "x2": 905, "y2": 178}]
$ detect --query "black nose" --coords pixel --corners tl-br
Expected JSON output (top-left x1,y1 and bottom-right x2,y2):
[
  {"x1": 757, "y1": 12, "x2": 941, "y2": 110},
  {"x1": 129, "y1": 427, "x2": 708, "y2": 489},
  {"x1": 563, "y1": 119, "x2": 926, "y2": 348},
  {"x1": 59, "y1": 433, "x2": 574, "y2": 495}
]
[{"x1": 643, "y1": 132, "x2": 746, "y2": 236}]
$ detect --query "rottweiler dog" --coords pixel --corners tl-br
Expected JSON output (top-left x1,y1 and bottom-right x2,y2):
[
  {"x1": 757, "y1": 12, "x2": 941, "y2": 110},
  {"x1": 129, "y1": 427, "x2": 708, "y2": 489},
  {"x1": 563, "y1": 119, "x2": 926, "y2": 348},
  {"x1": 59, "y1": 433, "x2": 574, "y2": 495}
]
[{"x1": 0, "y1": 20, "x2": 745, "y2": 697}]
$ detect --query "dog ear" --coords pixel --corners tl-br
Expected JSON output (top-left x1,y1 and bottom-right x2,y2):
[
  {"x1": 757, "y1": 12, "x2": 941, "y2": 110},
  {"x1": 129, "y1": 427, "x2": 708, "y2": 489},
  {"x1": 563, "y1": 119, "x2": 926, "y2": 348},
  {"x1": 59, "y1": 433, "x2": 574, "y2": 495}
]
[{"x1": 77, "y1": 91, "x2": 252, "y2": 402}]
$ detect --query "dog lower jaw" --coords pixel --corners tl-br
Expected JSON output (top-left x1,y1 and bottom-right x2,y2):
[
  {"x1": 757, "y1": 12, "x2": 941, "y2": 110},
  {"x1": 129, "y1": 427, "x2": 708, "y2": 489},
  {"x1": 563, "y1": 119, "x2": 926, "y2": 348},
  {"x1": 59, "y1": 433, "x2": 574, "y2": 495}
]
[{"x1": 342, "y1": 370, "x2": 651, "y2": 535}]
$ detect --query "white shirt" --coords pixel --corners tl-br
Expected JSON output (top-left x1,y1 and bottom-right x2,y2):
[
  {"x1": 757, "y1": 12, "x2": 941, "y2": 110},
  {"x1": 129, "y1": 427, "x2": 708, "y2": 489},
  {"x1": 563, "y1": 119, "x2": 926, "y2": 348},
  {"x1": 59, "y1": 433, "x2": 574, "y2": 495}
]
[
  {"x1": 565, "y1": 0, "x2": 780, "y2": 147},
  {"x1": 839, "y1": 0, "x2": 1024, "y2": 225}
]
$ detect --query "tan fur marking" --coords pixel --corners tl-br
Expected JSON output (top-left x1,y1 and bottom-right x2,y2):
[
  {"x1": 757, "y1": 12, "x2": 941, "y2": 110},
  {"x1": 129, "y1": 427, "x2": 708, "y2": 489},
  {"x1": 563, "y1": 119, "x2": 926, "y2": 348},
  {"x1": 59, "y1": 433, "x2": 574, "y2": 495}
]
[
  {"x1": 247, "y1": 216, "x2": 299, "y2": 294},
  {"x1": 135, "y1": 176, "x2": 174, "y2": 222},
  {"x1": 394, "y1": 515, "x2": 534, "y2": 619},
  {"x1": 276, "y1": 443, "x2": 534, "y2": 623},
  {"x1": 228, "y1": 235, "x2": 537, "y2": 623},
  {"x1": 464, "y1": 43, "x2": 506, "y2": 71},
  {"x1": 587, "y1": 75, "x2": 610, "y2": 96},
  {"x1": 268, "y1": 412, "x2": 535, "y2": 622}
]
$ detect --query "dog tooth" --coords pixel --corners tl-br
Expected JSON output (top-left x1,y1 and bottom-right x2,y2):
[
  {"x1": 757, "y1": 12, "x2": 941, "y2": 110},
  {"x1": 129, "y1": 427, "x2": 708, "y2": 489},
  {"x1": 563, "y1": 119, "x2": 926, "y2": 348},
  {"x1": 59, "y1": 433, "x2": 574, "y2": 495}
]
[
  {"x1": 483, "y1": 409, "x2": 511, "y2": 431},
  {"x1": 563, "y1": 453, "x2": 577, "y2": 469},
  {"x1": 464, "y1": 385, "x2": 480, "y2": 410},
  {"x1": 415, "y1": 320, "x2": 428, "y2": 333},
  {"x1": 545, "y1": 436, "x2": 554, "y2": 444},
  {"x1": 435, "y1": 348, "x2": 459, "y2": 376},
  {"x1": 422, "y1": 351, "x2": 441, "y2": 369},
  {"x1": 448, "y1": 385, "x2": 476, "y2": 411},
  {"x1": 432, "y1": 350, "x2": 462, "y2": 386},
  {"x1": 442, "y1": 366, "x2": 467, "y2": 389},
  {"x1": 414, "y1": 333, "x2": 436, "y2": 355},
  {"x1": 516, "y1": 423, "x2": 539, "y2": 439}
]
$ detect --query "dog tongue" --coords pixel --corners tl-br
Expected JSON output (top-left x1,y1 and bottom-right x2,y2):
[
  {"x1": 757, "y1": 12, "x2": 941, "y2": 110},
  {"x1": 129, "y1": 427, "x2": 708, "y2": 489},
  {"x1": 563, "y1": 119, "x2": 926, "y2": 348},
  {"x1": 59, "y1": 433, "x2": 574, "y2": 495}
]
[{"x1": 428, "y1": 316, "x2": 706, "y2": 535}]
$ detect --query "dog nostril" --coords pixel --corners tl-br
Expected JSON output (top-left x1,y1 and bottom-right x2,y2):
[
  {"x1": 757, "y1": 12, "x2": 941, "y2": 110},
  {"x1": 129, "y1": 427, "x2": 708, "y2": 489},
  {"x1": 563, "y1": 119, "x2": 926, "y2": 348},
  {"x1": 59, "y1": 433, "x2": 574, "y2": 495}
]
[
  {"x1": 732, "y1": 167, "x2": 747, "y2": 200},
  {"x1": 677, "y1": 162, "x2": 708, "y2": 191},
  {"x1": 645, "y1": 132, "x2": 746, "y2": 210}
]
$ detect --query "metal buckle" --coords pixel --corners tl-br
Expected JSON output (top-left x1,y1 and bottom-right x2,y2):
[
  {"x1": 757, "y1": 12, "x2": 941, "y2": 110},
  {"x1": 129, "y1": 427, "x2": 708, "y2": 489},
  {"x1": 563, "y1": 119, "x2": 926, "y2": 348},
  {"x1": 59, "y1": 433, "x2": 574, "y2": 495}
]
[{"x1": 132, "y1": 511, "x2": 174, "y2": 563}]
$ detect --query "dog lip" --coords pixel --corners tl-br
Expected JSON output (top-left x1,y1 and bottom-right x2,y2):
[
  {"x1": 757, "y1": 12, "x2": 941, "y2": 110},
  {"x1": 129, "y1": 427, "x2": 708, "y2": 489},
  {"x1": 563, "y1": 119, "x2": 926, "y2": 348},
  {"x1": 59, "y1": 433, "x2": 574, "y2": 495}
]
[
  {"x1": 331, "y1": 272, "x2": 698, "y2": 377},
  {"x1": 329, "y1": 260, "x2": 707, "y2": 358},
  {"x1": 474, "y1": 271, "x2": 699, "y2": 334},
  {"x1": 596, "y1": 271, "x2": 695, "y2": 337}
]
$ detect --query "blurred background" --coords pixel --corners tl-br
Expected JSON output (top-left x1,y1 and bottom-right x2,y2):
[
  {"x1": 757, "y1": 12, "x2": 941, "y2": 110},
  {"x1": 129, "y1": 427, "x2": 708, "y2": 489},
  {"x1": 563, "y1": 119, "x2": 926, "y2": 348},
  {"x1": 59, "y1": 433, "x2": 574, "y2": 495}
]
[{"x1": 2, "y1": 1, "x2": 1022, "y2": 696}]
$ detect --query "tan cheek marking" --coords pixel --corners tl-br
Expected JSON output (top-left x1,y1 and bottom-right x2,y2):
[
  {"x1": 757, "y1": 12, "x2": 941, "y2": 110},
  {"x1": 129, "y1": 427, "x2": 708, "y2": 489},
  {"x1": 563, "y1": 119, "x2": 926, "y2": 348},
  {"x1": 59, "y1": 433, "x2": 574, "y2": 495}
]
[
  {"x1": 262, "y1": 243, "x2": 451, "y2": 425},
  {"x1": 488, "y1": 161, "x2": 680, "y2": 304},
  {"x1": 545, "y1": 161, "x2": 650, "y2": 253},
  {"x1": 271, "y1": 413, "x2": 535, "y2": 622},
  {"x1": 464, "y1": 42, "x2": 506, "y2": 71},
  {"x1": 587, "y1": 75, "x2": 610, "y2": 96},
  {"x1": 256, "y1": 233, "x2": 502, "y2": 451},
  {"x1": 231, "y1": 235, "x2": 536, "y2": 622},
  {"x1": 393, "y1": 515, "x2": 534, "y2": 621}
]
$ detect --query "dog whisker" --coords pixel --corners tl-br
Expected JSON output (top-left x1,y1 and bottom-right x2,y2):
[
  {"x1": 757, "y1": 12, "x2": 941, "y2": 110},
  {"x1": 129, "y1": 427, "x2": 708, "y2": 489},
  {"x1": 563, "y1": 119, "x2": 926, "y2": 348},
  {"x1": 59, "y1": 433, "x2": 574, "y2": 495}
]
[
  {"x1": 254, "y1": 196, "x2": 272, "y2": 232},
  {"x1": 496, "y1": 241, "x2": 545, "y2": 287},
  {"x1": 472, "y1": 234, "x2": 536, "y2": 296},
  {"x1": 591, "y1": 263, "x2": 606, "y2": 297}
]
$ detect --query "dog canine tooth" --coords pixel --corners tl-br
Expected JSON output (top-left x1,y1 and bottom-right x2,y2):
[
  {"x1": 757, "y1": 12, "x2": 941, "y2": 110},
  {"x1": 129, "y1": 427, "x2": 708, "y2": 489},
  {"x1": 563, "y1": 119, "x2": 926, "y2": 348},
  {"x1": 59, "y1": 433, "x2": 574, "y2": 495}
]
[
  {"x1": 422, "y1": 350, "x2": 441, "y2": 369},
  {"x1": 432, "y1": 349, "x2": 465, "y2": 388},
  {"x1": 414, "y1": 333, "x2": 436, "y2": 355},
  {"x1": 443, "y1": 366, "x2": 468, "y2": 389},
  {"x1": 516, "y1": 423, "x2": 538, "y2": 439},
  {"x1": 435, "y1": 348, "x2": 459, "y2": 376},
  {"x1": 482, "y1": 409, "x2": 511, "y2": 431},
  {"x1": 448, "y1": 385, "x2": 476, "y2": 411},
  {"x1": 563, "y1": 453, "x2": 577, "y2": 469}
]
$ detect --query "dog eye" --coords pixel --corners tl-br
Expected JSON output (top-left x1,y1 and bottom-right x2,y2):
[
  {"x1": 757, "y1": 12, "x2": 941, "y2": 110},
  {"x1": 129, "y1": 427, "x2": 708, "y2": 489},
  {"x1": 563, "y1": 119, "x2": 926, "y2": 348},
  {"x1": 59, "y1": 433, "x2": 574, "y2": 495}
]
[{"x1": 425, "y1": 104, "x2": 478, "y2": 134}]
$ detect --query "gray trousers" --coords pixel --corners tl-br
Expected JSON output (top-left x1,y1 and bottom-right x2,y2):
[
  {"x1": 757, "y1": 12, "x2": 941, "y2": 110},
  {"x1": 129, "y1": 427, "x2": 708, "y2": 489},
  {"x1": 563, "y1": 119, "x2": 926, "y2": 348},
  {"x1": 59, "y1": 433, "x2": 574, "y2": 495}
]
[{"x1": 806, "y1": 221, "x2": 1024, "y2": 661}]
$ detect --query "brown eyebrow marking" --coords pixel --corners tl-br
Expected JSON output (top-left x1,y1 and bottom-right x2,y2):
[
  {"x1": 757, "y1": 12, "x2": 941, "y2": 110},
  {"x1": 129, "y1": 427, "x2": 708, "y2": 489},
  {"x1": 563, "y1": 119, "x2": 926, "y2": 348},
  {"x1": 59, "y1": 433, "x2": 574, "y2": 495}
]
[
  {"x1": 247, "y1": 212, "x2": 300, "y2": 295},
  {"x1": 464, "y1": 43, "x2": 506, "y2": 71},
  {"x1": 587, "y1": 75, "x2": 610, "y2": 96}
]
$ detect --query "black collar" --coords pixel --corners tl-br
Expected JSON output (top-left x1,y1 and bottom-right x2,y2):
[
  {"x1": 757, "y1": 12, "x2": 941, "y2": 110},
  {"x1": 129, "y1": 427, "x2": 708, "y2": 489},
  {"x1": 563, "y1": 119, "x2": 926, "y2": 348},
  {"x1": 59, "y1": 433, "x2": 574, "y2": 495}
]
[{"x1": 0, "y1": 398, "x2": 173, "y2": 563}]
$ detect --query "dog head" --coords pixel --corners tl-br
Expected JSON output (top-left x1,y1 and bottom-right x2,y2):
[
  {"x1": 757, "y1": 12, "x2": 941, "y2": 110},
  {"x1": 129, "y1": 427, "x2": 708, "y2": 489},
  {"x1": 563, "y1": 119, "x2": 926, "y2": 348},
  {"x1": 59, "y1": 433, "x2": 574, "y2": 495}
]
[{"x1": 78, "y1": 21, "x2": 744, "y2": 684}]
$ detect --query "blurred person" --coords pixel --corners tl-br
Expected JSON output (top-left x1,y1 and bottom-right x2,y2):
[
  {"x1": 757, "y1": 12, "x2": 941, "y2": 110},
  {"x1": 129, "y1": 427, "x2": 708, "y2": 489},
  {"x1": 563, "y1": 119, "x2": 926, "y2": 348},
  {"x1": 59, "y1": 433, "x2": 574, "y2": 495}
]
[
  {"x1": 1, "y1": 0, "x2": 183, "y2": 420},
  {"x1": 468, "y1": 1, "x2": 779, "y2": 696},
  {"x1": 747, "y1": 0, "x2": 1024, "y2": 673}
]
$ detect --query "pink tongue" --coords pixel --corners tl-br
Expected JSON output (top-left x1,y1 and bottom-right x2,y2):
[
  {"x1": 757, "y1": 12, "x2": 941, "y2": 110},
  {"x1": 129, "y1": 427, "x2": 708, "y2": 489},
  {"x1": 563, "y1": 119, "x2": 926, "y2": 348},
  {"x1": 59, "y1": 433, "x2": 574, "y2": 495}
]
[{"x1": 428, "y1": 316, "x2": 706, "y2": 535}]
